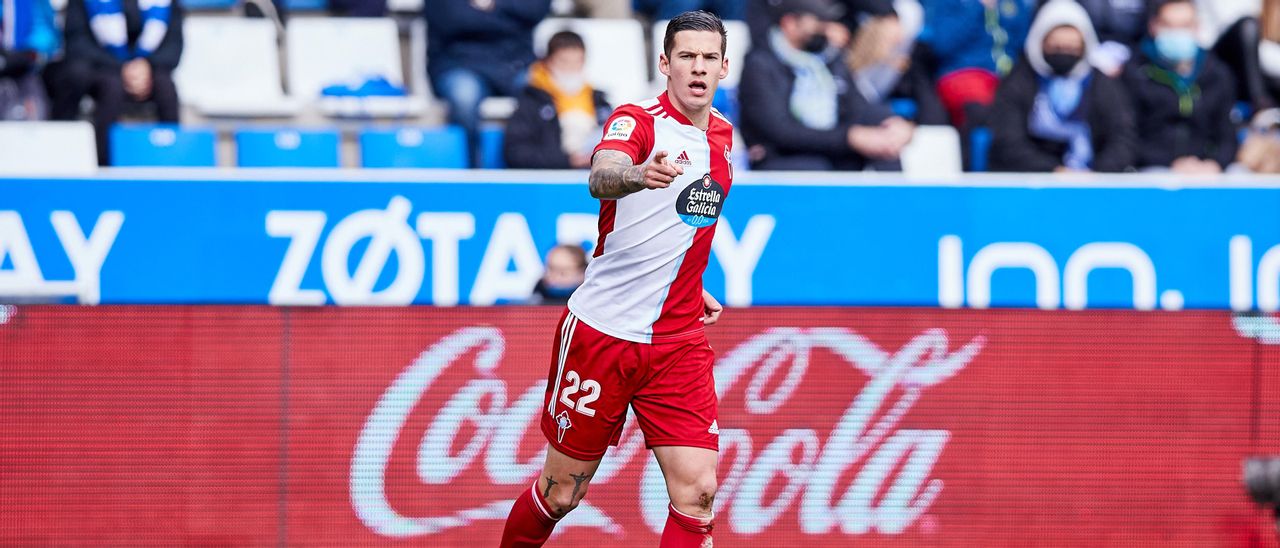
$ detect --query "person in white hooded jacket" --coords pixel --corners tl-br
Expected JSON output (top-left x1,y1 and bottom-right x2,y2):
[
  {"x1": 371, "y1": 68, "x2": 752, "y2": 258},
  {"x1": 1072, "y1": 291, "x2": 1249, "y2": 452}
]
[{"x1": 988, "y1": 0, "x2": 1137, "y2": 172}]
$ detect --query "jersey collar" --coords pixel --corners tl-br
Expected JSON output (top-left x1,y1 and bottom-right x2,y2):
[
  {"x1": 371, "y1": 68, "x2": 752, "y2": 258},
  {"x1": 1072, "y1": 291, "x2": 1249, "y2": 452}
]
[{"x1": 658, "y1": 91, "x2": 709, "y2": 130}]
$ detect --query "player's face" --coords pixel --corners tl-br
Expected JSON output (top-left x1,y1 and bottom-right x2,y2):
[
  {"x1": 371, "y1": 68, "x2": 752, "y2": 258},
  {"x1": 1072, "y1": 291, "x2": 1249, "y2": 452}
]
[{"x1": 660, "y1": 30, "x2": 729, "y2": 114}]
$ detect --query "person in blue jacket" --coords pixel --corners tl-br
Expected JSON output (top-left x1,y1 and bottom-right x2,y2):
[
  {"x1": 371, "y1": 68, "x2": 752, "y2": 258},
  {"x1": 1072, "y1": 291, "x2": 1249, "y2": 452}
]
[
  {"x1": 918, "y1": 0, "x2": 1037, "y2": 127},
  {"x1": 0, "y1": 0, "x2": 59, "y2": 120},
  {"x1": 427, "y1": 0, "x2": 551, "y2": 168}
]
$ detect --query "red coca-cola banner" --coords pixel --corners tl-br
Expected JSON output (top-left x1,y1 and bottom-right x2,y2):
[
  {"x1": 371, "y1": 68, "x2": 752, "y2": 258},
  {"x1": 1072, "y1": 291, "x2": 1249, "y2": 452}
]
[{"x1": 1, "y1": 306, "x2": 1278, "y2": 547}]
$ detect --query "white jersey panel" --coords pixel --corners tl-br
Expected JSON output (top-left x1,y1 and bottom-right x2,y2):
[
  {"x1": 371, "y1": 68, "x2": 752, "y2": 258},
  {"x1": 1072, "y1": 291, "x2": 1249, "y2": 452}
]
[{"x1": 568, "y1": 108, "x2": 713, "y2": 343}]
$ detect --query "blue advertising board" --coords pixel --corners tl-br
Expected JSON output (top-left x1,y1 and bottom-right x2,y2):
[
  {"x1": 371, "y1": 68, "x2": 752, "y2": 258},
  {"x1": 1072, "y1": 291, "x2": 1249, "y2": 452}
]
[{"x1": 3, "y1": 170, "x2": 1280, "y2": 310}]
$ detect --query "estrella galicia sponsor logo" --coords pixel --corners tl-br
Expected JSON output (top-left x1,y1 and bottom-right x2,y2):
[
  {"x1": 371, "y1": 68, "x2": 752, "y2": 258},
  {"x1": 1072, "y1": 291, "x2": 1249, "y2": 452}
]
[{"x1": 676, "y1": 173, "x2": 724, "y2": 228}]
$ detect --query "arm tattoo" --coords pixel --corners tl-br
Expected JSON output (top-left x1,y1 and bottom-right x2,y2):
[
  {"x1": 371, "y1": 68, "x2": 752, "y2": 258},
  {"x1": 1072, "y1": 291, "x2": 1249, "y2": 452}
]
[
  {"x1": 542, "y1": 476, "x2": 557, "y2": 498},
  {"x1": 569, "y1": 472, "x2": 591, "y2": 499},
  {"x1": 588, "y1": 150, "x2": 645, "y2": 200}
]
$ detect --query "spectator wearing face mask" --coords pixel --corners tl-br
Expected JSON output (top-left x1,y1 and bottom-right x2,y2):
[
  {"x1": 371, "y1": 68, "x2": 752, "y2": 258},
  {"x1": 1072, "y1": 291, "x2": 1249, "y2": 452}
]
[
  {"x1": 739, "y1": 0, "x2": 914, "y2": 170},
  {"x1": 988, "y1": 0, "x2": 1136, "y2": 172},
  {"x1": 1123, "y1": 0, "x2": 1237, "y2": 173},
  {"x1": 504, "y1": 31, "x2": 613, "y2": 169},
  {"x1": 527, "y1": 244, "x2": 588, "y2": 305}
]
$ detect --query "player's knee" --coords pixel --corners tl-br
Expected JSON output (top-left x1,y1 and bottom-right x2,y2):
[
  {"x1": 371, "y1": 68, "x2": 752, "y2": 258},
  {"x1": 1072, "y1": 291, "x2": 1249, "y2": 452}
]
[
  {"x1": 676, "y1": 476, "x2": 718, "y2": 515},
  {"x1": 543, "y1": 488, "x2": 584, "y2": 518}
]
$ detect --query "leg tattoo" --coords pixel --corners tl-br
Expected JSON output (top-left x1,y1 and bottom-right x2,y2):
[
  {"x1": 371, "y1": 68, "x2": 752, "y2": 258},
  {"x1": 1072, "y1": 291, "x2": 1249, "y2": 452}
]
[
  {"x1": 542, "y1": 476, "x2": 558, "y2": 498},
  {"x1": 569, "y1": 472, "x2": 591, "y2": 499}
]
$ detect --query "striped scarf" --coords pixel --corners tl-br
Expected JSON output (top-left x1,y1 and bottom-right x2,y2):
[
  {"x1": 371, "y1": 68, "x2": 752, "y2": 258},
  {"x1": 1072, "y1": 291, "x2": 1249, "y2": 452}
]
[{"x1": 83, "y1": 0, "x2": 170, "y2": 61}]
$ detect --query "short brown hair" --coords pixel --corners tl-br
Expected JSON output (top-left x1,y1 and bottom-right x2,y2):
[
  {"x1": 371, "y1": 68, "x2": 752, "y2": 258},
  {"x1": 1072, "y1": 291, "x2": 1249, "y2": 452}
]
[
  {"x1": 662, "y1": 10, "x2": 727, "y2": 57},
  {"x1": 546, "y1": 30, "x2": 586, "y2": 58}
]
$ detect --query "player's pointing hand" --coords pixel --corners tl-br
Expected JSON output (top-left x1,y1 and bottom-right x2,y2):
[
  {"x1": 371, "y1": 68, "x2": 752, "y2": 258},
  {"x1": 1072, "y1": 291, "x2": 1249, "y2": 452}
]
[{"x1": 641, "y1": 150, "x2": 684, "y2": 190}]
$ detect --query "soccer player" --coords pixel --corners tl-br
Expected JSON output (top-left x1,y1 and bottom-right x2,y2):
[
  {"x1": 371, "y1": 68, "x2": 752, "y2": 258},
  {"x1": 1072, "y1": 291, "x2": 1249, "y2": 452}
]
[{"x1": 500, "y1": 10, "x2": 734, "y2": 548}]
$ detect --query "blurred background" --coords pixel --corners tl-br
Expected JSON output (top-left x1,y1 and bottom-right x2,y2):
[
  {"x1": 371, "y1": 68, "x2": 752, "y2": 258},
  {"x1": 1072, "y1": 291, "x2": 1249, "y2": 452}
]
[{"x1": 3, "y1": 0, "x2": 1280, "y2": 546}]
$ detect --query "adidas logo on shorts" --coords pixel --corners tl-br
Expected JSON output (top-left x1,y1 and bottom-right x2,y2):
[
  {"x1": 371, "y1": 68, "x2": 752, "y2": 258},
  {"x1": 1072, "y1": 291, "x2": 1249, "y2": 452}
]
[{"x1": 707, "y1": 420, "x2": 719, "y2": 435}]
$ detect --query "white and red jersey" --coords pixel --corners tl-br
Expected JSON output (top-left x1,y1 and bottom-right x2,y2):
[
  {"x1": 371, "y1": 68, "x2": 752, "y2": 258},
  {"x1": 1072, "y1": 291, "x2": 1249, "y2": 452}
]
[{"x1": 567, "y1": 91, "x2": 734, "y2": 344}]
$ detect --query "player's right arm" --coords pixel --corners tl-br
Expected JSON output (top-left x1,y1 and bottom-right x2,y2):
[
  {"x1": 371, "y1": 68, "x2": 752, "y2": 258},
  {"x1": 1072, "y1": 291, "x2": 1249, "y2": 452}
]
[{"x1": 588, "y1": 150, "x2": 684, "y2": 200}]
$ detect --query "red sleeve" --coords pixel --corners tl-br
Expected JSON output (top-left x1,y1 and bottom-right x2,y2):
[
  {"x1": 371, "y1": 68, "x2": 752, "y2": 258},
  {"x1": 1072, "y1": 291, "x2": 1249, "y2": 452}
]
[{"x1": 592, "y1": 104, "x2": 654, "y2": 165}]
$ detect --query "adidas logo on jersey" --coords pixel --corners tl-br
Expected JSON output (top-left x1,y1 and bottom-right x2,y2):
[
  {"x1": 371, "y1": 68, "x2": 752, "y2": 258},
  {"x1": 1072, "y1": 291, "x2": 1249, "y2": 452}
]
[
  {"x1": 674, "y1": 151, "x2": 693, "y2": 167},
  {"x1": 707, "y1": 420, "x2": 719, "y2": 435}
]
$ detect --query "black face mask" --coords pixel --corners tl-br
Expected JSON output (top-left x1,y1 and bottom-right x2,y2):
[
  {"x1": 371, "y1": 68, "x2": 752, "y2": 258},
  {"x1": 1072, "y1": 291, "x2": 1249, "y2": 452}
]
[
  {"x1": 802, "y1": 32, "x2": 829, "y2": 54},
  {"x1": 1043, "y1": 52, "x2": 1082, "y2": 76}
]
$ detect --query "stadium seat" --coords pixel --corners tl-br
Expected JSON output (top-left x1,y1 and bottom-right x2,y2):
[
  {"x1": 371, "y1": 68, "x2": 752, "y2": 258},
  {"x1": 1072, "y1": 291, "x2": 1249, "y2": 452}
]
[
  {"x1": 359, "y1": 126, "x2": 468, "y2": 168},
  {"x1": 533, "y1": 18, "x2": 649, "y2": 105},
  {"x1": 901, "y1": 125, "x2": 963, "y2": 177},
  {"x1": 175, "y1": 17, "x2": 301, "y2": 117},
  {"x1": 479, "y1": 125, "x2": 506, "y2": 169},
  {"x1": 235, "y1": 128, "x2": 341, "y2": 168},
  {"x1": 110, "y1": 124, "x2": 217, "y2": 167},
  {"x1": 285, "y1": 0, "x2": 326, "y2": 10},
  {"x1": 286, "y1": 18, "x2": 427, "y2": 117},
  {"x1": 181, "y1": 0, "x2": 237, "y2": 10},
  {"x1": 0, "y1": 122, "x2": 97, "y2": 175},
  {"x1": 650, "y1": 19, "x2": 751, "y2": 90},
  {"x1": 387, "y1": 0, "x2": 421, "y2": 13}
]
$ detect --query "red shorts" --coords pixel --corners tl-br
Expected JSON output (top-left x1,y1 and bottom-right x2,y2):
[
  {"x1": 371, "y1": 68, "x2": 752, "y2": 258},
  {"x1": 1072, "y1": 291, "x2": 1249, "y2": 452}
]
[{"x1": 539, "y1": 309, "x2": 719, "y2": 461}]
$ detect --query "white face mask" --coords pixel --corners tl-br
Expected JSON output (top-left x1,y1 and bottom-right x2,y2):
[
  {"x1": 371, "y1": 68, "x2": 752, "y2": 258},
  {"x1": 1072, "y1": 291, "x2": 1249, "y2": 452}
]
[{"x1": 550, "y1": 68, "x2": 586, "y2": 94}]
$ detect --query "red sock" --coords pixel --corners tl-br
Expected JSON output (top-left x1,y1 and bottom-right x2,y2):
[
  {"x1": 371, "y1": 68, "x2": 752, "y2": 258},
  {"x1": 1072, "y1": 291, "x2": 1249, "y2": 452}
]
[
  {"x1": 499, "y1": 482, "x2": 559, "y2": 548},
  {"x1": 659, "y1": 504, "x2": 714, "y2": 548}
]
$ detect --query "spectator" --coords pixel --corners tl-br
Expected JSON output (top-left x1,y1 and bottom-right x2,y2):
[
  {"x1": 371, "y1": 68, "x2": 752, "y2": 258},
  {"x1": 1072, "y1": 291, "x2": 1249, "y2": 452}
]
[
  {"x1": 635, "y1": 0, "x2": 745, "y2": 21},
  {"x1": 505, "y1": 31, "x2": 613, "y2": 169},
  {"x1": 427, "y1": 0, "x2": 551, "y2": 168},
  {"x1": 528, "y1": 244, "x2": 588, "y2": 305},
  {"x1": 739, "y1": 0, "x2": 914, "y2": 170},
  {"x1": 918, "y1": 0, "x2": 1037, "y2": 127},
  {"x1": 1075, "y1": 0, "x2": 1148, "y2": 76},
  {"x1": 750, "y1": 0, "x2": 948, "y2": 124},
  {"x1": 1123, "y1": 0, "x2": 1237, "y2": 173},
  {"x1": 844, "y1": 1, "x2": 948, "y2": 124},
  {"x1": 989, "y1": 0, "x2": 1136, "y2": 172},
  {"x1": 44, "y1": 0, "x2": 183, "y2": 166},
  {"x1": 0, "y1": 0, "x2": 59, "y2": 120},
  {"x1": 1195, "y1": 0, "x2": 1278, "y2": 114}
]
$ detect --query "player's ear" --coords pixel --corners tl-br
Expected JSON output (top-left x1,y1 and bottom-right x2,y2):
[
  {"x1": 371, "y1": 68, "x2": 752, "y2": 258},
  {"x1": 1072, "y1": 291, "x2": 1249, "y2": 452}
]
[
  {"x1": 658, "y1": 53, "x2": 671, "y2": 77},
  {"x1": 719, "y1": 57, "x2": 729, "y2": 80}
]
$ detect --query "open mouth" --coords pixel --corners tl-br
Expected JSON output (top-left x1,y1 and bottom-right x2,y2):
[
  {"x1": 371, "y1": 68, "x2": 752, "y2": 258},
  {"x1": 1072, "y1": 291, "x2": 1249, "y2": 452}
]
[{"x1": 689, "y1": 80, "x2": 708, "y2": 97}]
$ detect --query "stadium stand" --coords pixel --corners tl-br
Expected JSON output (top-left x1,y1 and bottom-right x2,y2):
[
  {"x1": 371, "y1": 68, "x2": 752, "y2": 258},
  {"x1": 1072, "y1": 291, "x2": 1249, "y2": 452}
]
[
  {"x1": 235, "y1": 127, "x2": 342, "y2": 167},
  {"x1": 109, "y1": 124, "x2": 218, "y2": 167},
  {"x1": 174, "y1": 17, "x2": 301, "y2": 118},
  {"x1": 285, "y1": 17, "x2": 427, "y2": 118},
  {"x1": 901, "y1": 125, "x2": 963, "y2": 176},
  {"x1": 359, "y1": 126, "x2": 468, "y2": 168},
  {"x1": 0, "y1": 122, "x2": 97, "y2": 175}
]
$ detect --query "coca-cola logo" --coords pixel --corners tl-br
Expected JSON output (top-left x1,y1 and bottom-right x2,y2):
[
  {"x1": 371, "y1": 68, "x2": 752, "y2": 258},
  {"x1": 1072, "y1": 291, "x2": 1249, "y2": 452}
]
[{"x1": 350, "y1": 325, "x2": 984, "y2": 539}]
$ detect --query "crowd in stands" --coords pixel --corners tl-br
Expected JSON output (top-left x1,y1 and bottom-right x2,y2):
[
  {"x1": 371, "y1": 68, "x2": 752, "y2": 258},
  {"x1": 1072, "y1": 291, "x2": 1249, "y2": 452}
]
[{"x1": 3, "y1": 0, "x2": 1280, "y2": 172}]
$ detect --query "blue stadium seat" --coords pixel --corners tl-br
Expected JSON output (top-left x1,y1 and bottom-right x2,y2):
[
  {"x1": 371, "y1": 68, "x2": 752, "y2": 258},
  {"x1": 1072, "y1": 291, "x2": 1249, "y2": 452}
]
[
  {"x1": 110, "y1": 124, "x2": 217, "y2": 167},
  {"x1": 286, "y1": 0, "x2": 327, "y2": 10},
  {"x1": 235, "y1": 128, "x2": 341, "y2": 168},
  {"x1": 479, "y1": 125, "x2": 505, "y2": 169},
  {"x1": 359, "y1": 126, "x2": 468, "y2": 168},
  {"x1": 182, "y1": 0, "x2": 237, "y2": 9}
]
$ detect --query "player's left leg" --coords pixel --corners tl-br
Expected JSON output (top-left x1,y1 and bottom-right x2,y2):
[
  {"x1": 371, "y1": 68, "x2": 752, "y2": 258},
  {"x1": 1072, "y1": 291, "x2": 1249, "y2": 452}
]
[
  {"x1": 631, "y1": 337, "x2": 719, "y2": 547},
  {"x1": 652, "y1": 445, "x2": 718, "y2": 547}
]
